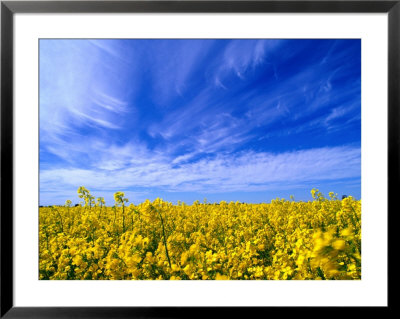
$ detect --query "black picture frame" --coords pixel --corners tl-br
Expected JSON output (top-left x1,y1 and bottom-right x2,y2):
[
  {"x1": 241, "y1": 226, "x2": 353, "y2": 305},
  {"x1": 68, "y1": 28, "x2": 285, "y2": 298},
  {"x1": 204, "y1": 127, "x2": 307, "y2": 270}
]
[{"x1": 1, "y1": 0, "x2": 395, "y2": 317}]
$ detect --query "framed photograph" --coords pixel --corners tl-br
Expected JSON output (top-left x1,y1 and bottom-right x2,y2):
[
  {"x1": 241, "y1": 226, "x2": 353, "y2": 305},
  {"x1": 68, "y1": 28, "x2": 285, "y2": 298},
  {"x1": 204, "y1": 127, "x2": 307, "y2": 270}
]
[{"x1": 1, "y1": 0, "x2": 395, "y2": 316}]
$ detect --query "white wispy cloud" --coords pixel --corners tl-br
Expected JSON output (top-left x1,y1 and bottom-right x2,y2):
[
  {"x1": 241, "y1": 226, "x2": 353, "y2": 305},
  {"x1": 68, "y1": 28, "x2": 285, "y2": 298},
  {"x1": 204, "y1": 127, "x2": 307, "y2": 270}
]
[
  {"x1": 91, "y1": 89, "x2": 130, "y2": 114},
  {"x1": 214, "y1": 40, "x2": 281, "y2": 87},
  {"x1": 40, "y1": 146, "x2": 360, "y2": 198},
  {"x1": 40, "y1": 40, "x2": 135, "y2": 145},
  {"x1": 325, "y1": 102, "x2": 359, "y2": 124},
  {"x1": 147, "y1": 40, "x2": 216, "y2": 105}
]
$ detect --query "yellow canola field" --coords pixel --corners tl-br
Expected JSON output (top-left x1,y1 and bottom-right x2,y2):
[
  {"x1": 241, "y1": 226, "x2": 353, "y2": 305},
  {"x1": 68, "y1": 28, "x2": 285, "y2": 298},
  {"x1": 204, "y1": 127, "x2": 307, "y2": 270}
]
[{"x1": 39, "y1": 189, "x2": 361, "y2": 280}]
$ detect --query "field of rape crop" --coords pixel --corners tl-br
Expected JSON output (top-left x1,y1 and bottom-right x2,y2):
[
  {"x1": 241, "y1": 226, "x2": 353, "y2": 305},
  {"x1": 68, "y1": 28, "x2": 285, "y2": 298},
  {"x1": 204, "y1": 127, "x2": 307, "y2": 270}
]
[{"x1": 39, "y1": 187, "x2": 361, "y2": 280}]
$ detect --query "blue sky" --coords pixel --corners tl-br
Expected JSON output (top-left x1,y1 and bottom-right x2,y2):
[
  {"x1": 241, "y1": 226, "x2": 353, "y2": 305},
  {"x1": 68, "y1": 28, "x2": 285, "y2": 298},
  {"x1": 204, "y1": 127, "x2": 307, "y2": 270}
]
[{"x1": 39, "y1": 39, "x2": 361, "y2": 205}]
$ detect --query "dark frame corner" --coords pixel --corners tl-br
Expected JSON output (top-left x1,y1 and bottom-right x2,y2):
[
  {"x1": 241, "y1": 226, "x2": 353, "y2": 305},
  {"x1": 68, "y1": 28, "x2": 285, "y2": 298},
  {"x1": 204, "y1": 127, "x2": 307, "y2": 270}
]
[{"x1": 1, "y1": 1, "x2": 396, "y2": 318}]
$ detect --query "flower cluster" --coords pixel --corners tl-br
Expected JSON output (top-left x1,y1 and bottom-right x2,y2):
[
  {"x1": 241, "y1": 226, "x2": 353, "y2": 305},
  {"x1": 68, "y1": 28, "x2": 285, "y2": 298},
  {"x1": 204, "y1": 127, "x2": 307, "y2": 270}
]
[{"x1": 39, "y1": 188, "x2": 361, "y2": 280}]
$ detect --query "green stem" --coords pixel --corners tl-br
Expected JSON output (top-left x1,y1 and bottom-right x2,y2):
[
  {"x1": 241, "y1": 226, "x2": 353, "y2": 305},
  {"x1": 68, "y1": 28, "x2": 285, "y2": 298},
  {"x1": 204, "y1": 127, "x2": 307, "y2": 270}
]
[
  {"x1": 54, "y1": 208, "x2": 64, "y2": 233},
  {"x1": 122, "y1": 204, "x2": 125, "y2": 233},
  {"x1": 151, "y1": 205, "x2": 171, "y2": 268}
]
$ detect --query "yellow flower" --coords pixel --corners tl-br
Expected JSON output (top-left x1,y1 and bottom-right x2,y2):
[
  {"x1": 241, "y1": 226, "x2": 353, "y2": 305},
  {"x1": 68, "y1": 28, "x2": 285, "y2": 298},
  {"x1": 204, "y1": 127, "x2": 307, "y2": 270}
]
[
  {"x1": 332, "y1": 239, "x2": 346, "y2": 250},
  {"x1": 72, "y1": 255, "x2": 83, "y2": 267},
  {"x1": 39, "y1": 188, "x2": 361, "y2": 280},
  {"x1": 215, "y1": 273, "x2": 229, "y2": 280}
]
